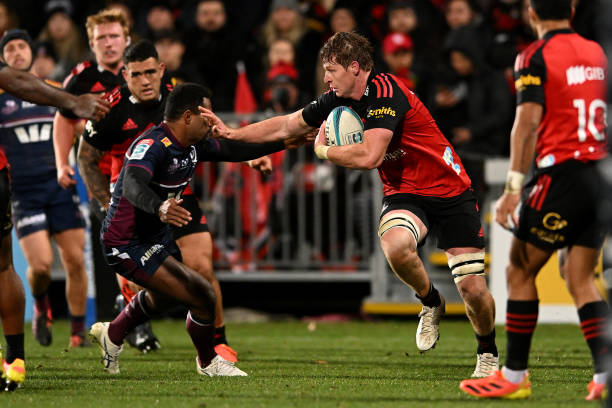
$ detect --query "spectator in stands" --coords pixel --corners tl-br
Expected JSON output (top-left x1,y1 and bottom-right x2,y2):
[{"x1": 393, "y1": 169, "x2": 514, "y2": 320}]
[
  {"x1": 37, "y1": 0, "x2": 88, "y2": 80},
  {"x1": 0, "y1": 1, "x2": 18, "y2": 35},
  {"x1": 153, "y1": 29, "x2": 203, "y2": 84},
  {"x1": 30, "y1": 41, "x2": 59, "y2": 81},
  {"x1": 139, "y1": 2, "x2": 176, "y2": 39},
  {"x1": 329, "y1": 4, "x2": 358, "y2": 35},
  {"x1": 183, "y1": 0, "x2": 240, "y2": 111},
  {"x1": 433, "y1": 25, "x2": 512, "y2": 202},
  {"x1": 261, "y1": 0, "x2": 322, "y2": 100},
  {"x1": 380, "y1": 32, "x2": 430, "y2": 99}
]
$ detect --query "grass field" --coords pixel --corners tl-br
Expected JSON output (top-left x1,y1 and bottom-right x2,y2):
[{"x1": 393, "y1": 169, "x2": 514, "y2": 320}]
[{"x1": 0, "y1": 318, "x2": 600, "y2": 407}]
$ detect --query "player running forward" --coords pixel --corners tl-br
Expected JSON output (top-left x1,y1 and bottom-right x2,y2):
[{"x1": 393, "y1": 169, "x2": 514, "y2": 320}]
[
  {"x1": 0, "y1": 35, "x2": 108, "y2": 392},
  {"x1": 460, "y1": 0, "x2": 609, "y2": 401},
  {"x1": 0, "y1": 30, "x2": 90, "y2": 348},
  {"x1": 78, "y1": 40, "x2": 258, "y2": 361},
  {"x1": 89, "y1": 83, "x2": 301, "y2": 376},
  {"x1": 201, "y1": 31, "x2": 499, "y2": 378}
]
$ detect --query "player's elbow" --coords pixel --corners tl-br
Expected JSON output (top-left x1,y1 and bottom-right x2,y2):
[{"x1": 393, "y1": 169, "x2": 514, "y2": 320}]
[{"x1": 362, "y1": 153, "x2": 384, "y2": 170}]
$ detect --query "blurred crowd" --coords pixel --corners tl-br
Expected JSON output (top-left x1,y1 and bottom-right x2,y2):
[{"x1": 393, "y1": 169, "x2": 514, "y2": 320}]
[
  {"x1": 1, "y1": 0, "x2": 601, "y2": 139},
  {"x1": 0, "y1": 0, "x2": 602, "y2": 193}
]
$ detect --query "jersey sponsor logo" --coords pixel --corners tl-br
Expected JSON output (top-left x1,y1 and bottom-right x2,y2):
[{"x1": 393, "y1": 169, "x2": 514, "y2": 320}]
[
  {"x1": 16, "y1": 213, "x2": 46, "y2": 229},
  {"x1": 566, "y1": 65, "x2": 605, "y2": 86},
  {"x1": 383, "y1": 148, "x2": 406, "y2": 162},
  {"x1": 442, "y1": 146, "x2": 461, "y2": 176},
  {"x1": 367, "y1": 106, "x2": 396, "y2": 118},
  {"x1": 129, "y1": 138, "x2": 154, "y2": 160},
  {"x1": 1, "y1": 99, "x2": 18, "y2": 115},
  {"x1": 122, "y1": 118, "x2": 138, "y2": 131},
  {"x1": 90, "y1": 81, "x2": 106, "y2": 93},
  {"x1": 15, "y1": 123, "x2": 51, "y2": 143},
  {"x1": 140, "y1": 244, "x2": 164, "y2": 266},
  {"x1": 515, "y1": 74, "x2": 541, "y2": 91},
  {"x1": 542, "y1": 212, "x2": 567, "y2": 231},
  {"x1": 85, "y1": 120, "x2": 97, "y2": 138},
  {"x1": 161, "y1": 137, "x2": 172, "y2": 147}
]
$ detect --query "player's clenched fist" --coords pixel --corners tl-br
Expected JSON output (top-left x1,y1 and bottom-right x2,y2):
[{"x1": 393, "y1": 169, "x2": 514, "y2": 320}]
[{"x1": 158, "y1": 198, "x2": 192, "y2": 226}]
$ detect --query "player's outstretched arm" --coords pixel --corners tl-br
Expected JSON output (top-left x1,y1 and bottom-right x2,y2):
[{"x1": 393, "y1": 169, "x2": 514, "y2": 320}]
[
  {"x1": 199, "y1": 107, "x2": 314, "y2": 143},
  {"x1": 0, "y1": 65, "x2": 109, "y2": 120},
  {"x1": 77, "y1": 138, "x2": 112, "y2": 209}
]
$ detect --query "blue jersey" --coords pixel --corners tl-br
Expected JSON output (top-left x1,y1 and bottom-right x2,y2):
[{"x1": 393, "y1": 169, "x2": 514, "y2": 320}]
[{"x1": 0, "y1": 83, "x2": 58, "y2": 188}]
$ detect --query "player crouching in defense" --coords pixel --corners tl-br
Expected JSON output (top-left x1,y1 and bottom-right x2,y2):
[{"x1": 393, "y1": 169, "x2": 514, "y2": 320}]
[
  {"x1": 201, "y1": 31, "x2": 499, "y2": 378},
  {"x1": 89, "y1": 83, "x2": 306, "y2": 376}
]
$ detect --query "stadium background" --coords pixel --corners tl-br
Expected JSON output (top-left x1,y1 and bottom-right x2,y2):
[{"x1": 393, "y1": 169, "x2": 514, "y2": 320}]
[{"x1": 0, "y1": 0, "x2": 610, "y2": 323}]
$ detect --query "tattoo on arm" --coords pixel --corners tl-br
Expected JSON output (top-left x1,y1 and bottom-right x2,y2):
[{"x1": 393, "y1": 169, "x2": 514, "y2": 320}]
[{"x1": 77, "y1": 139, "x2": 111, "y2": 207}]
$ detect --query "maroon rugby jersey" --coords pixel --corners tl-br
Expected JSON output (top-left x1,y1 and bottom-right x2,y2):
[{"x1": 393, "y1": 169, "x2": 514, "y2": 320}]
[
  {"x1": 303, "y1": 71, "x2": 471, "y2": 198},
  {"x1": 514, "y1": 28, "x2": 608, "y2": 168}
]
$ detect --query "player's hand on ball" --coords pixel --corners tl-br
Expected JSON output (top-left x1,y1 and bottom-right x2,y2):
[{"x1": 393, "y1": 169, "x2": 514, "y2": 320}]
[
  {"x1": 158, "y1": 198, "x2": 192, "y2": 227},
  {"x1": 199, "y1": 107, "x2": 231, "y2": 139},
  {"x1": 494, "y1": 192, "x2": 520, "y2": 231}
]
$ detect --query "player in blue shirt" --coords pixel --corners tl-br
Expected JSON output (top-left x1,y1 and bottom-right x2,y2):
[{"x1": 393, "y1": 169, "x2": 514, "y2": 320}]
[
  {"x1": 0, "y1": 30, "x2": 90, "y2": 349},
  {"x1": 89, "y1": 83, "x2": 300, "y2": 376}
]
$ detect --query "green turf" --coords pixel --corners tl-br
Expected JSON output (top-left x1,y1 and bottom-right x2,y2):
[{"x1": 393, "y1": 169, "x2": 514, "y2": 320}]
[{"x1": 0, "y1": 318, "x2": 598, "y2": 407}]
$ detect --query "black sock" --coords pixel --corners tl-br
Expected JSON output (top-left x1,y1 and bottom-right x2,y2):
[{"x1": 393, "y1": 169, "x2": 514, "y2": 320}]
[
  {"x1": 476, "y1": 329, "x2": 498, "y2": 357},
  {"x1": 214, "y1": 325, "x2": 228, "y2": 346},
  {"x1": 5, "y1": 333, "x2": 25, "y2": 363},
  {"x1": 505, "y1": 299, "x2": 538, "y2": 370},
  {"x1": 578, "y1": 301, "x2": 609, "y2": 373},
  {"x1": 416, "y1": 284, "x2": 441, "y2": 308},
  {"x1": 71, "y1": 315, "x2": 85, "y2": 335}
]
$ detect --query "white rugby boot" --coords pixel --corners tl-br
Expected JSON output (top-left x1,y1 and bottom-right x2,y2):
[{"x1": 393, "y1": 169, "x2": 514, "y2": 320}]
[
  {"x1": 416, "y1": 294, "x2": 445, "y2": 352},
  {"x1": 89, "y1": 322, "x2": 123, "y2": 374},
  {"x1": 197, "y1": 355, "x2": 248, "y2": 377},
  {"x1": 471, "y1": 353, "x2": 499, "y2": 378}
]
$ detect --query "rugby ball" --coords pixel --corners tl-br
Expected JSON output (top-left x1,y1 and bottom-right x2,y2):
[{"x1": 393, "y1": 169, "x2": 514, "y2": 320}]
[{"x1": 325, "y1": 106, "x2": 364, "y2": 146}]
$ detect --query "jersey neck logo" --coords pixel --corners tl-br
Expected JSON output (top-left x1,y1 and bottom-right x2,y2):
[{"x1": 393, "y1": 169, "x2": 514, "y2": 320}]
[
  {"x1": 90, "y1": 81, "x2": 106, "y2": 93},
  {"x1": 122, "y1": 118, "x2": 138, "y2": 131}
]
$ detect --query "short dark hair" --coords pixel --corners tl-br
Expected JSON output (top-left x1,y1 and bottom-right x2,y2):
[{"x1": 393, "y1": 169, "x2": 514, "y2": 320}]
[
  {"x1": 164, "y1": 83, "x2": 212, "y2": 122},
  {"x1": 123, "y1": 39, "x2": 158, "y2": 64},
  {"x1": 529, "y1": 0, "x2": 572, "y2": 20},
  {"x1": 319, "y1": 31, "x2": 374, "y2": 72}
]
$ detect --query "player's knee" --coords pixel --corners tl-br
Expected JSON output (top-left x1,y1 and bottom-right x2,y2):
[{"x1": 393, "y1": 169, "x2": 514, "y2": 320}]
[
  {"x1": 28, "y1": 259, "x2": 52, "y2": 276},
  {"x1": 448, "y1": 252, "x2": 485, "y2": 284},
  {"x1": 186, "y1": 258, "x2": 214, "y2": 282},
  {"x1": 381, "y1": 238, "x2": 419, "y2": 269},
  {"x1": 378, "y1": 213, "x2": 420, "y2": 250}
]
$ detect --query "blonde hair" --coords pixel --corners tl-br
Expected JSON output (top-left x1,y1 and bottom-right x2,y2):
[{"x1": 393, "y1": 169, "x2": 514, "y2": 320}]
[{"x1": 85, "y1": 9, "x2": 129, "y2": 41}]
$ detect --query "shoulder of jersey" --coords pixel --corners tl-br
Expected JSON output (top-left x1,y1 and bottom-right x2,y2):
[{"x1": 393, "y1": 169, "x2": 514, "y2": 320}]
[
  {"x1": 369, "y1": 72, "x2": 399, "y2": 98},
  {"x1": 63, "y1": 60, "x2": 94, "y2": 87},
  {"x1": 514, "y1": 39, "x2": 546, "y2": 71}
]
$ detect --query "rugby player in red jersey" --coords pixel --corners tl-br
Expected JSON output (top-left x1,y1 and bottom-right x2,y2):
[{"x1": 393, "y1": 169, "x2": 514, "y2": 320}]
[
  {"x1": 460, "y1": 0, "x2": 609, "y2": 400},
  {"x1": 201, "y1": 31, "x2": 499, "y2": 378}
]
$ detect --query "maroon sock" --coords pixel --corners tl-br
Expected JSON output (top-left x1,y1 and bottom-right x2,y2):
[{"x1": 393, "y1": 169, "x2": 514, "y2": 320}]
[
  {"x1": 186, "y1": 311, "x2": 216, "y2": 367},
  {"x1": 108, "y1": 291, "x2": 152, "y2": 345}
]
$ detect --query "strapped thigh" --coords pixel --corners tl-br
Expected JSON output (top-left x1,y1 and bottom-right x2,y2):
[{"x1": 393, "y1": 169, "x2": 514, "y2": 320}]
[
  {"x1": 378, "y1": 212, "x2": 421, "y2": 245},
  {"x1": 448, "y1": 251, "x2": 486, "y2": 283}
]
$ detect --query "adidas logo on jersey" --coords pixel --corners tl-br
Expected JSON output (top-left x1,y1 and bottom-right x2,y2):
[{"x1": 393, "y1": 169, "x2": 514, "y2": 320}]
[
  {"x1": 90, "y1": 81, "x2": 106, "y2": 93},
  {"x1": 122, "y1": 118, "x2": 138, "y2": 131},
  {"x1": 566, "y1": 66, "x2": 605, "y2": 86}
]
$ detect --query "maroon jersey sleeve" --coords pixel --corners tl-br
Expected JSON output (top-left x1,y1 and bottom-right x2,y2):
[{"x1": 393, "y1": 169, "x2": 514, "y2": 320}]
[
  {"x1": 514, "y1": 41, "x2": 547, "y2": 106},
  {"x1": 364, "y1": 73, "x2": 410, "y2": 132}
]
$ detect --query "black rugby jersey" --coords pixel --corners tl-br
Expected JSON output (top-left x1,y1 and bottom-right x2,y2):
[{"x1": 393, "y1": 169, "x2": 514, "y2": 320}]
[
  {"x1": 82, "y1": 82, "x2": 173, "y2": 183},
  {"x1": 59, "y1": 60, "x2": 124, "y2": 120}
]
